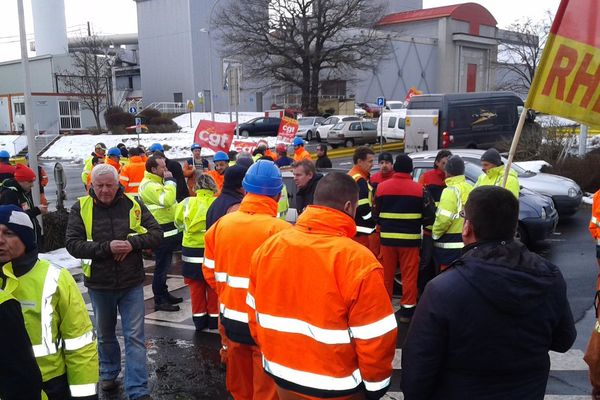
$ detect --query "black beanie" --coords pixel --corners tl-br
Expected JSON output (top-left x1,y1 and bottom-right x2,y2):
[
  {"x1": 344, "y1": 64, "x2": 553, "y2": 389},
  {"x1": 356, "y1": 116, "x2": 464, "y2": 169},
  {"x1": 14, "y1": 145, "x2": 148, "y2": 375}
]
[
  {"x1": 445, "y1": 155, "x2": 465, "y2": 176},
  {"x1": 378, "y1": 152, "x2": 393, "y2": 163},
  {"x1": 481, "y1": 148, "x2": 502, "y2": 166},
  {"x1": 223, "y1": 165, "x2": 247, "y2": 190},
  {"x1": 394, "y1": 154, "x2": 413, "y2": 173}
]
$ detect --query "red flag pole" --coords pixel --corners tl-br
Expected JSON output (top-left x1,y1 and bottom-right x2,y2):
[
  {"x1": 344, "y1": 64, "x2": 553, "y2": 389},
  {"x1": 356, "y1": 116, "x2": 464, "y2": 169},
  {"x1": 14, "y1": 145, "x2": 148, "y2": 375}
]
[{"x1": 502, "y1": 107, "x2": 529, "y2": 187}]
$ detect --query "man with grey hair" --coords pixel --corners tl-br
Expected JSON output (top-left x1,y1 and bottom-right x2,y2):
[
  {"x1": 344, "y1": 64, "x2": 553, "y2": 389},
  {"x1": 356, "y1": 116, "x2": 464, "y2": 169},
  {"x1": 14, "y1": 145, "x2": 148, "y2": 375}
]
[{"x1": 66, "y1": 163, "x2": 162, "y2": 400}]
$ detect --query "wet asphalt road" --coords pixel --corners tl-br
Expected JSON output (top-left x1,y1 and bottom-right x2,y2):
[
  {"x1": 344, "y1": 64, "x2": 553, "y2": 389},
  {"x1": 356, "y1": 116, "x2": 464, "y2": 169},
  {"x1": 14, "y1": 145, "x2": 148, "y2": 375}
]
[{"x1": 38, "y1": 155, "x2": 598, "y2": 399}]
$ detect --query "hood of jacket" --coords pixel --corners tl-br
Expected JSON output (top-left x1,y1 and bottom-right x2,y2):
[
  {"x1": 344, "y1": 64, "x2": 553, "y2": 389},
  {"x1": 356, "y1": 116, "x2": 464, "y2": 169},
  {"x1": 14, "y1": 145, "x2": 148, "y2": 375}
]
[
  {"x1": 454, "y1": 240, "x2": 561, "y2": 315},
  {"x1": 297, "y1": 173, "x2": 323, "y2": 195},
  {"x1": 296, "y1": 205, "x2": 356, "y2": 238},
  {"x1": 486, "y1": 165, "x2": 518, "y2": 181}
]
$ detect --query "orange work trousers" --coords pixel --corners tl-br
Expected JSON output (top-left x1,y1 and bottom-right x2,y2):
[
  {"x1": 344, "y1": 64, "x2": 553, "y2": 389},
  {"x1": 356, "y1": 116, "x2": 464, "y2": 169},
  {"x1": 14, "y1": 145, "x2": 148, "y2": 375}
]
[
  {"x1": 184, "y1": 277, "x2": 218, "y2": 319},
  {"x1": 353, "y1": 234, "x2": 379, "y2": 258},
  {"x1": 381, "y1": 246, "x2": 420, "y2": 306},
  {"x1": 277, "y1": 387, "x2": 365, "y2": 400},
  {"x1": 226, "y1": 341, "x2": 278, "y2": 400}
]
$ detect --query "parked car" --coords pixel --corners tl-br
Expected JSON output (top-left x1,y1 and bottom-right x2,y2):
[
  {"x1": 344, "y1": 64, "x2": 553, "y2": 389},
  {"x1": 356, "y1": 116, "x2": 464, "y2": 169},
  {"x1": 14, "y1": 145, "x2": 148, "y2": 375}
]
[
  {"x1": 237, "y1": 117, "x2": 281, "y2": 137},
  {"x1": 409, "y1": 149, "x2": 583, "y2": 216},
  {"x1": 357, "y1": 102, "x2": 382, "y2": 118},
  {"x1": 296, "y1": 117, "x2": 325, "y2": 141},
  {"x1": 327, "y1": 120, "x2": 378, "y2": 148},
  {"x1": 377, "y1": 110, "x2": 406, "y2": 142},
  {"x1": 315, "y1": 115, "x2": 361, "y2": 141},
  {"x1": 411, "y1": 160, "x2": 558, "y2": 246},
  {"x1": 384, "y1": 100, "x2": 405, "y2": 111}
]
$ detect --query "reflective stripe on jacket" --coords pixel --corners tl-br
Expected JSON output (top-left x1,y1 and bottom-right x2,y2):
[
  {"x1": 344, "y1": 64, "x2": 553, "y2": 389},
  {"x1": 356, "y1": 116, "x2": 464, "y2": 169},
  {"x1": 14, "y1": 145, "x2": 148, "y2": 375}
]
[
  {"x1": 349, "y1": 166, "x2": 376, "y2": 235},
  {"x1": 247, "y1": 205, "x2": 397, "y2": 398},
  {"x1": 375, "y1": 172, "x2": 429, "y2": 247},
  {"x1": 277, "y1": 185, "x2": 289, "y2": 220},
  {"x1": 2, "y1": 259, "x2": 98, "y2": 397},
  {"x1": 432, "y1": 175, "x2": 473, "y2": 244},
  {"x1": 119, "y1": 156, "x2": 146, "y2": 194},
  {"x1": 139, "y1": 171, "x2": 179, "y2": 236},
  {"x1": 78, "y1": 194, "x2": 148, "y2": 278},
  {"x1": 475, "y1": 165, "x2": 520, "y2": 199},
  {"x1": 591, "y1": 190, "x2": 600, "y2": 245},
  {"x1": 175, "y1": 189, "x2": 216, "y2": 280},
  {"x1": 203, "y1": 193, "x2": 291, "y2": 345}
]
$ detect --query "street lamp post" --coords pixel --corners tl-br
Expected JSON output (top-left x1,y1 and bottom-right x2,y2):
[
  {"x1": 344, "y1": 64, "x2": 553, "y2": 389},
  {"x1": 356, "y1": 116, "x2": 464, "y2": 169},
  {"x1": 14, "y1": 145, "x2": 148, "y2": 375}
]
[{"x1": 200, "y1": 0, "x2": 222, "y2": 122}]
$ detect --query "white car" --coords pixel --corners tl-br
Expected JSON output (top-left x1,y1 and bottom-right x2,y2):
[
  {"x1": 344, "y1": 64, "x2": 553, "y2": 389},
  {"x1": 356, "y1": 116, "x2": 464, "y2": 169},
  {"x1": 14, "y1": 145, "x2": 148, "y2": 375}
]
[
  {"x1": 296, "y1": 117, "x2": 325, "y2": 142},
  {"x1": 384, "y1": 100, "x2": 405, "y2": 111},
  {"x1": 377, "y1": 110, "x2": 406, "y2": 142},
  {"x1": 316, "y1": 115, "x2": 362, "y2": 142}
]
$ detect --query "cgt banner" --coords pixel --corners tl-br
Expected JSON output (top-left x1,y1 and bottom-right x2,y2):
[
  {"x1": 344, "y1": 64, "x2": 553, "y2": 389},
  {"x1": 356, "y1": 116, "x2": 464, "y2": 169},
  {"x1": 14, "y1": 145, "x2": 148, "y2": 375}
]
[
  {"x1": 277, "y1": 116, "x2": 299, "y2": 144},
  {"x1": 231, "y1": 139, "x2": 268, "y2": 154},
  {"x1": 525, "y1": 0, "x2": 600, "y2": 127},
  {"x1": 194, "y1": 120, "x2": 237, "y2": 152}
]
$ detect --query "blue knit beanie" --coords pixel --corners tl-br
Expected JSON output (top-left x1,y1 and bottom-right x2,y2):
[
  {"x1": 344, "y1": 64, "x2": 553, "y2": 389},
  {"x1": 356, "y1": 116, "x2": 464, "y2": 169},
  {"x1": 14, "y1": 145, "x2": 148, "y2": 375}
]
[{"x1": 0, "y1": 205, "x2": 36, "y2": 252}]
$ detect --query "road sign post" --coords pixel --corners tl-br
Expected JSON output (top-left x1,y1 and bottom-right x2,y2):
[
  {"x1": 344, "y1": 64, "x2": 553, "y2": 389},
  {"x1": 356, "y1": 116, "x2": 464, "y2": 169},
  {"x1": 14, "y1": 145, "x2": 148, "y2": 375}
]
[
  {"x1": 377, "y1": 97, "x2": 385, "y2": 153},
  {"x1": 187, "y1": 100, "x2": 195, "y2": 128},
  {"x1": 135, "y1": 117, "x2": 142, "y2": 146}
]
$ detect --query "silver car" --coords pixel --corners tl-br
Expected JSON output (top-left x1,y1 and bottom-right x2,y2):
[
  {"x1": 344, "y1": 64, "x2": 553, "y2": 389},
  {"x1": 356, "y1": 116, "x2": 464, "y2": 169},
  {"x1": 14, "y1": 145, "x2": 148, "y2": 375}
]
[
  {"x1": 327, "y1": 120, "x2": 378, "y2": 148},
  {"x1": 409, "y1": 149, "x2": 583, "y2": 216},
  {"x1": 316, "y1": 115, "x2": 361, "y2": 142},
  {"x1": 296, "y1": 117, "x2": 325, "y2": 142}
]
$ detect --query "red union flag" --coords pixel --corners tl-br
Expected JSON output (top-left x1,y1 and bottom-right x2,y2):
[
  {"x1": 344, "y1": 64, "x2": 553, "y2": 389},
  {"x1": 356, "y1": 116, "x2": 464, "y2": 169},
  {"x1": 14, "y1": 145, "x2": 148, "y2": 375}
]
[
  {"x1": 405, "y1": 87, "x2": 423, "y2": 103},
  {"x1": 194, "y1": 120, "x2": 237, "y2": 152},
  {"x1": 526, "y1": 0, "x2": 600, "y2": 127},
  {"x1": 231, "y1": 140, "x2": 259, "y2": 154},
  {"x1": 277, "y1": 116, "x2": 299, "y2": 144}
]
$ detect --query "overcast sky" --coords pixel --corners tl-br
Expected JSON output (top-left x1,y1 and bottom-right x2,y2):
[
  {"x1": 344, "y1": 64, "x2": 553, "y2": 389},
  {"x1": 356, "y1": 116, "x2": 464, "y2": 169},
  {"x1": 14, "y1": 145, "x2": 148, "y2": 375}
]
[{"x1": 0, "y1": 0, "x2": 560, "y2": 62}]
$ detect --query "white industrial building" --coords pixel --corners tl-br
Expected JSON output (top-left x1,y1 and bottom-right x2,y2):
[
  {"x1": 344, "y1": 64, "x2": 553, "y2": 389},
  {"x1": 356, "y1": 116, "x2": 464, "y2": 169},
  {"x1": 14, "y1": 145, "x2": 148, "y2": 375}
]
[{"x1": 134, "y1": 0, "x2": 529, "y2": 112}]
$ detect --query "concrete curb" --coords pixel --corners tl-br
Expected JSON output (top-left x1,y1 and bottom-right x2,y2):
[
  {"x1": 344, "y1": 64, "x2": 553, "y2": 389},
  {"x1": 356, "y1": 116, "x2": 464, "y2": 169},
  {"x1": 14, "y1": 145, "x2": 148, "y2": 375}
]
[{"x1": 326, "y1": 142, "x2": 404, "y2": 160}]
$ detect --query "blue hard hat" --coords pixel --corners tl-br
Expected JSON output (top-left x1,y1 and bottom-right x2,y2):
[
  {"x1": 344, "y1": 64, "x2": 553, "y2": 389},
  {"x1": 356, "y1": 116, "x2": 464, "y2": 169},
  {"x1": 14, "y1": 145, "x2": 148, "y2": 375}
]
[
  {"x1": 242, "y1": 160, "x2": 284, "y2": 196},
  {"x1": 148, "y1": 143, "x2": 164, "y2": 153},
  {"x1": 213, "y1": 151, "x2": 229, "y2": 162},
  {"x1": 0, "y1": 150, "x2": 10, "y2": 159},
  {"x1": 293, "y1": 137, "x2": 304, "y2": 147},
  {"x1": 107, "y1": 147, "x2": 121, "y2": 157},
  {"x1": 191, "y1": 143, "x2": 201, "y2": 151}
]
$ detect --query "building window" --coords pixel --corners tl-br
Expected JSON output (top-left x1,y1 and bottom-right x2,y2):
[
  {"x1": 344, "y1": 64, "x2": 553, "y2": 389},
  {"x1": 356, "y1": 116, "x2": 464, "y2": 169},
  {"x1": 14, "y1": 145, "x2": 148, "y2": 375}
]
[
  {"x1": 173, "y1": 92, "x2": 183, "y2": 103},
  {"x1": 14, "y1": 102, "x2": 25, "y2": 116},
  {"x1": 59, "y1": 100, "x2": 82, "y2": 130}
]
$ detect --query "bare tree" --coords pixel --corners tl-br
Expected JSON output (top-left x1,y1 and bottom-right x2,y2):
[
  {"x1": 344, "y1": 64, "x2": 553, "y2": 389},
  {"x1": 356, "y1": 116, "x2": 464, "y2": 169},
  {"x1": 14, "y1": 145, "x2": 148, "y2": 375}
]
[
  {"x1": 216, "y1": 0, "x2": 389, "y2": 114},
  {"x1": 58, "y1": 35, "x2": 113, "y2": 132},
  {"x1": 495, "y1": 12, "x2": 552, "y2": 94}
]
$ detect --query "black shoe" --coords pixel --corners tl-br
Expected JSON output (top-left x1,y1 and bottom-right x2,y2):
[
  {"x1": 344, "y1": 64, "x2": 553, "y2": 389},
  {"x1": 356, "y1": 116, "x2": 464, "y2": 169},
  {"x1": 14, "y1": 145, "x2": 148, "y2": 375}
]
[
  {"x1": 134, "y1": 396, "x2": 153, "y2": 400},
  {"x1": 167, "y1": 293, "x2": 183, "y2": 304},
  {"x1": 399, "y1": 306, "x2": 415, "y2": 323},
  {"x1": 208, "y1": 316, "x2": 218, "y2": 330},
  {"x1": 155, "y1": 303, "x2": 180, "y2": 312},
  {"x1": 100, "y1": 379, "x2": 118, "y2": 392}
]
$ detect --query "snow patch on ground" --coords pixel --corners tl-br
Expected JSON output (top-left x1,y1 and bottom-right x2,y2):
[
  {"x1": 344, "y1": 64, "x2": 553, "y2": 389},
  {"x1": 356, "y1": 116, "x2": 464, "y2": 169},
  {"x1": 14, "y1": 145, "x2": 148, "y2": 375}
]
[{"x1": 41, "y1": 112, "x2": 276, "y2": 162}]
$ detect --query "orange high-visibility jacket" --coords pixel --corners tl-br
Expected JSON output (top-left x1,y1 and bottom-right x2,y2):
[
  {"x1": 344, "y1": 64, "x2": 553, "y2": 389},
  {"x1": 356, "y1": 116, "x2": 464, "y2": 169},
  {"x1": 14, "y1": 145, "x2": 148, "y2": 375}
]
[
  {"x1": 106, "y1": 158, "x2": 121, "y2": 174},
  {"x1": 247, "y1": 205, "x2": 397, "y2": 398},
  {"x1": 294, "y1": 147, "x2": 312, "y2": 162},
  {"x1": 590, "y1": 190, "x2": 600, "y2": 245},
  {"x1": 204, "y1": 193, "x2": 291, "y2": 344},
  {"x1": 119, "y1": 156, "x2": 146, "y2": 194},
  {"x1": 207, "y1": 170, "x2": 225, "y2": 193}
]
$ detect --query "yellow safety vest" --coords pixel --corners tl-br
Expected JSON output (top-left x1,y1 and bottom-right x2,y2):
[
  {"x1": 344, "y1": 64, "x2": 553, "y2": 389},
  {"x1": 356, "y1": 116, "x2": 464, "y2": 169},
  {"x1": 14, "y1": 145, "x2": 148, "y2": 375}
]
[{"x1": 78, "y1": 194, "x2": 147, "y2": 277}]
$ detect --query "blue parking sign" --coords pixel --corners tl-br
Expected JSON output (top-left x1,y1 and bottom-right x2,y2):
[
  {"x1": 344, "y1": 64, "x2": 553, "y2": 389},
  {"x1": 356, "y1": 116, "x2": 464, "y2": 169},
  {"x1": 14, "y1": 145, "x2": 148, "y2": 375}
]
[
  {"x1": 376, "y1": 97, "x2": 385, "y2": 107},
  {"x1": 135, "y1": 117, "x2": 142, "y2": 126},
  {"x1": 129, "y1": 106, "x2": 137, "y2": 114}
]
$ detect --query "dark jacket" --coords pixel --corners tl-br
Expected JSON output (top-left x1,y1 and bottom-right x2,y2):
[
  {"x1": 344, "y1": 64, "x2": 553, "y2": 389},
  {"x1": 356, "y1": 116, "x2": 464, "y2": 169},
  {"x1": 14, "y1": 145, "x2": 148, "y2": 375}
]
[
  {"x1": 0, "y1": 178, "x2": 43, "y2": 245},
  {"x1": 295, "y1": 173, "x2": 323, "y2": 214},
  {"x1": 66, "y1": 187, "x2": 163, "y2": 290},
  {"x1": 206, "y1": 188, "x2": 244, "y2": 229},
  {"x1": 401, "y1": 240, "x2": 576, "y2": 400},
  {"x1": 315, "y1": 155, "x2": 332, "y2": 169},
  {"x1": 0, "y1": 294, "x2": 42, "y2": 400},
  {"x1": 166, "y1": 158, "x2": 188, "y2": 202}
]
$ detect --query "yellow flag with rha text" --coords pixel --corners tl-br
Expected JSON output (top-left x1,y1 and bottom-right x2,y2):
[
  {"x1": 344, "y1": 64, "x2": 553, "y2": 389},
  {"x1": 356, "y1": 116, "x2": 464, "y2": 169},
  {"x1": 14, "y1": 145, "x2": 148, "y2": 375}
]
[{"x1": 526, "y1": 0, "x2": 600, "y2": 127}]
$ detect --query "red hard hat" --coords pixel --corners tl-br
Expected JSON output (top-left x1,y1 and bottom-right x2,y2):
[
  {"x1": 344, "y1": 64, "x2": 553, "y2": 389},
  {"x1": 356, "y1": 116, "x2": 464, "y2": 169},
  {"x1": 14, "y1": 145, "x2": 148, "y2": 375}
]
[{"x1": 276, "y1": 144, "x2": 287, "y2": 153}]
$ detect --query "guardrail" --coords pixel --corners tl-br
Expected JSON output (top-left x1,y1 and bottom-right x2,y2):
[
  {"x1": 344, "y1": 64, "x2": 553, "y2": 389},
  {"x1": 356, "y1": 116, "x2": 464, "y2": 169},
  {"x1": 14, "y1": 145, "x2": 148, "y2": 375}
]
[{"x1": 326, "y1": 141, "x2": 404, "y2": 159}]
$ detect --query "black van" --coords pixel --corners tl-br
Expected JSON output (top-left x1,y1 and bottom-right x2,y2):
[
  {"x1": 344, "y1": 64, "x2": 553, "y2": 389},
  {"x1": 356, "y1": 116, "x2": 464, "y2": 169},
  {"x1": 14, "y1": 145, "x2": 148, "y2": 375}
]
[{"x1": 406, "y1": 92, "x2": 524, "y2": 150}]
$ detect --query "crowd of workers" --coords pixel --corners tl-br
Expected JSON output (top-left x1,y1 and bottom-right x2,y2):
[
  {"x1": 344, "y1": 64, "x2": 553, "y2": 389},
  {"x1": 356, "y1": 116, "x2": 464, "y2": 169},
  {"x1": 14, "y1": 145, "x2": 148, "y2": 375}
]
[{"x1": 0, "y1": 133, "x2": 596, "y2": 400}]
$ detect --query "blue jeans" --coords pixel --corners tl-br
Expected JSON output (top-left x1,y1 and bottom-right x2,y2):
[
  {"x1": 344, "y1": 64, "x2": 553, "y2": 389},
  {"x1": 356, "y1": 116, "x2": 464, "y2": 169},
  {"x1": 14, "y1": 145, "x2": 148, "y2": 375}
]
[
  {"x1": 89, "y1": 285, "x2": 149, "y2": 400},
  {"x1": 153, "y1": 234, "x2": 180, "y2": 304}
]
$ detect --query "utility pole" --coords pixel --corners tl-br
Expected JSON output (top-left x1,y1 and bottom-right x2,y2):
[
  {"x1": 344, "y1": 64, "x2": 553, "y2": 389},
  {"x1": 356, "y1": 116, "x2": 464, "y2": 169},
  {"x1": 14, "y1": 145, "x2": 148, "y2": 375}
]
[
  {"x1": 87, "y1": 21, "x2": 91, "y2": 37},
  {"x1": 17, "y1": 0, "x2": 41, "y2": 208}
]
